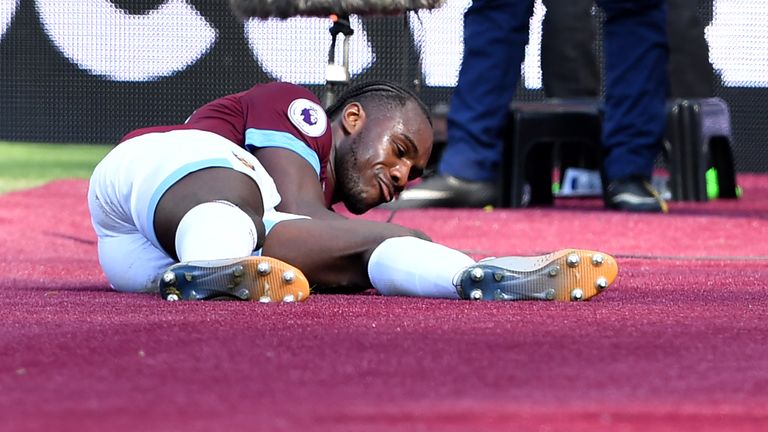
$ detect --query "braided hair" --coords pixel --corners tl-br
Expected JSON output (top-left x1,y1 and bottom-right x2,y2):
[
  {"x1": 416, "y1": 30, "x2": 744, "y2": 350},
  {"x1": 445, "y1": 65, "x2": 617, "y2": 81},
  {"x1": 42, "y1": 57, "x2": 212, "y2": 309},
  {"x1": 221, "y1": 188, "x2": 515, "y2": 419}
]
[{"x1": 325, "y1": 80, "x2": 432, "y2": 127}]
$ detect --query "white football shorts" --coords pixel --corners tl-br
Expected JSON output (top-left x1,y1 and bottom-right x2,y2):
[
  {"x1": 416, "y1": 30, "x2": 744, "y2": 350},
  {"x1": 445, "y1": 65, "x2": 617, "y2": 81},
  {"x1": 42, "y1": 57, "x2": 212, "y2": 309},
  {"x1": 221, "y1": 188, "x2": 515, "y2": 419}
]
[{"x1": 88, "y1": 129, "x2": 304, "y2": 293}]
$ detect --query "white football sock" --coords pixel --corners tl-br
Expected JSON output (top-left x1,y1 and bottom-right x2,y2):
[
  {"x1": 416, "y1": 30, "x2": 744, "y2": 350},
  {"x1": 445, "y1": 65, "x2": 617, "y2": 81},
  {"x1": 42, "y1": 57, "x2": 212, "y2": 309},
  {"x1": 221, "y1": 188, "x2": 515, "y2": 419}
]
[
  {"x1": 174, "y1": 200, "x2": 258, "y2": 262},
  {"x1": 367, "y1": 236, "x2": 475, "y2": 299}
]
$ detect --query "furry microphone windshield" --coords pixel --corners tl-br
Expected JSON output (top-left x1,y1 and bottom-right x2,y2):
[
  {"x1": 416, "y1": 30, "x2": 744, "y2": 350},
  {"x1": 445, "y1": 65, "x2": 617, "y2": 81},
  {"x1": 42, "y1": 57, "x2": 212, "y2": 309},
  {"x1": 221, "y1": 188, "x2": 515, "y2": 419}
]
[{"x1": 230, "y1": 0, "x2": 446, "y2": 19}]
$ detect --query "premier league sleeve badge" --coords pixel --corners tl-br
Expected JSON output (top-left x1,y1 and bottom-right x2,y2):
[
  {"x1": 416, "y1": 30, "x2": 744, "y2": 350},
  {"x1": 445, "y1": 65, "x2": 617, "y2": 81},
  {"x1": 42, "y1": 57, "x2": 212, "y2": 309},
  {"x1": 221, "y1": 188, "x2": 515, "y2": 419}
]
[{"x1": 288, "y1": 98, "x2": 328, "y2": 138}]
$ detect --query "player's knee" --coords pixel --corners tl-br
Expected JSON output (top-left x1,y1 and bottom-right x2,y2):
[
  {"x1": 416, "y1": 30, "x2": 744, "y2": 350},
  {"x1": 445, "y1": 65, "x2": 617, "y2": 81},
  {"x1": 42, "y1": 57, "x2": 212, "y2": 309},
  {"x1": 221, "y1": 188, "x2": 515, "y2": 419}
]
[
  {"x1": 175, "y1": 200, "x2": 261, "y2": 262},
  {"x1": 240, "y1": 207, "x2": 266, "y2": 251}
]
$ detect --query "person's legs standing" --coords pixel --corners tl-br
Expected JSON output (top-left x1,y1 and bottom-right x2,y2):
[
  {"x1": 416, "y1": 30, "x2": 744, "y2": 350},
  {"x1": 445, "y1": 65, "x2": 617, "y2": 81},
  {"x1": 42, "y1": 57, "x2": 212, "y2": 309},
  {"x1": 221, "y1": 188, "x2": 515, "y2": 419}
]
[
  {"x1": 441, "y1": 0, "x2": 534, "y2": 181},
  {"x1": 392, "y1": 0, "x2": 534, "y2": 208},
  {"x1": 598, "y1": 0, "x2": 669, "y2": 212}
]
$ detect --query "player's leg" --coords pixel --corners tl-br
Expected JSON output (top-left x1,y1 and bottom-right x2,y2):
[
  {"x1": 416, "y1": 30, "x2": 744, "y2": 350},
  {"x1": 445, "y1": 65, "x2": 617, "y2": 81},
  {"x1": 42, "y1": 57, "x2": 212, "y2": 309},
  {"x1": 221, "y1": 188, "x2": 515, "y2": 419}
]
[
  {"x1": 262, "y1": 220, "x2": 619, "y2": 301},
  {"x1": 89, "y1": 130, "x2": 309, "y2": 301},
  {"x1": 153, "y1": 167, "x2": 267, "y2": 262},
  {"x1": 261, "y1": 219, "x2": 471, "y2": 297},
  {"x1": 153, "y1": 167, "x2": 310, "y2": 302},
  {"x1": 88, "y1": 183, "x2": 176, "y2": 292}
]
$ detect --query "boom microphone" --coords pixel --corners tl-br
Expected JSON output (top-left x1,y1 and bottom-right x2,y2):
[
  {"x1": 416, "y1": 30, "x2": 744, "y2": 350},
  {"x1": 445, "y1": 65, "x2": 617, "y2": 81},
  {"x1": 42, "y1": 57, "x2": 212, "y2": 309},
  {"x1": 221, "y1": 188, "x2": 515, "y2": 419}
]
[{"x1": 229, "y1": 0, "x2": 446, "y2": 19}]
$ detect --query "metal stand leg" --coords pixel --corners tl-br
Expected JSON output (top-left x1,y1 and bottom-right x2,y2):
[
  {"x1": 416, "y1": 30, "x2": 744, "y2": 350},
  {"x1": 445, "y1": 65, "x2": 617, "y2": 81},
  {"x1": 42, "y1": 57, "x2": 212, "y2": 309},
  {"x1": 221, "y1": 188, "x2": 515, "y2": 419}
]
[{"x1": 324, "y1": 14, "x2": 354, "y2": 107}]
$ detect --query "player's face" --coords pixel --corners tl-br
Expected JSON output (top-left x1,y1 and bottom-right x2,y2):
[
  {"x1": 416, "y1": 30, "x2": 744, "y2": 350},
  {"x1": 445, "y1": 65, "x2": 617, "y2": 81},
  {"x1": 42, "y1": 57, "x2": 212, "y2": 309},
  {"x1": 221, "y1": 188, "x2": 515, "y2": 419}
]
[{"x1": 337, "y1": 102, "x2": 432, "y2": 214}]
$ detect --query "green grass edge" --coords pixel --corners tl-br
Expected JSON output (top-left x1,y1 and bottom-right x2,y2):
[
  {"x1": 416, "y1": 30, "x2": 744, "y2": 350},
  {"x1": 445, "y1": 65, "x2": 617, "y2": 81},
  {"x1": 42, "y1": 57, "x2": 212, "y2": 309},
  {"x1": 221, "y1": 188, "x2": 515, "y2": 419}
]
[{"x1": 0, "y1": 141, "x2": 113, "y2": 194}]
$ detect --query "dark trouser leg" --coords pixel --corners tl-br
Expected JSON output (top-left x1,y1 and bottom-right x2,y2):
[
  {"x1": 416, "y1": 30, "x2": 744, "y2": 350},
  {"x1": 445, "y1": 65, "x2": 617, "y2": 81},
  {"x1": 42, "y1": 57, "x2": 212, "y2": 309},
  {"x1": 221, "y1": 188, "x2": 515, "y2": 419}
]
[
  {"x1": 439, "y1": 0, "x2": 534, "y2": 182},
  {"x1": 597, "y1": 0, "x2": 669, "y2": 182},
  {"x1": 541, "y1": 0, "x2": 600, "y2": 98}
]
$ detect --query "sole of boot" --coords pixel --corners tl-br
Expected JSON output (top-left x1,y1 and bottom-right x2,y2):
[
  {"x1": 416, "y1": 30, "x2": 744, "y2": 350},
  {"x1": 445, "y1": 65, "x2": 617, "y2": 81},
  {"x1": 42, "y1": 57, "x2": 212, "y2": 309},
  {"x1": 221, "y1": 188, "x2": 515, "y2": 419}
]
[
  {"x1": 158, "y1": 256, "x2": 310, "y2": 302},
  {"x1": 457, "y1": 249, "x2": 619, "y2": 301}
]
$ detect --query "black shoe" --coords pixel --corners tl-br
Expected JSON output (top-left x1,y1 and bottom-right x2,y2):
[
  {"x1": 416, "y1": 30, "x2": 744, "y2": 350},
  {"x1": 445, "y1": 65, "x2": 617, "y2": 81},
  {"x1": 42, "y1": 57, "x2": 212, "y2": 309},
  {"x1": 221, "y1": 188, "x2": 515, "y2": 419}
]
[
  {"x1": 604, "y1": 177, "x2": 668, "y2": 213},
  {"x1": 387, "y1": 174, "x2": 497, "y2": 208}
]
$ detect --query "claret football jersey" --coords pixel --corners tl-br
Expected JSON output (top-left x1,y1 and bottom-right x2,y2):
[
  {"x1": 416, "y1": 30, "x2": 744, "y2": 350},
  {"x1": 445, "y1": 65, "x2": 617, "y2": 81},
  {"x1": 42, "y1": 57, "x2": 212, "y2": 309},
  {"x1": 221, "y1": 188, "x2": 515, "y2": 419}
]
[{"x1": 120, "y1": 82, "x2": 333, "y2": 202}]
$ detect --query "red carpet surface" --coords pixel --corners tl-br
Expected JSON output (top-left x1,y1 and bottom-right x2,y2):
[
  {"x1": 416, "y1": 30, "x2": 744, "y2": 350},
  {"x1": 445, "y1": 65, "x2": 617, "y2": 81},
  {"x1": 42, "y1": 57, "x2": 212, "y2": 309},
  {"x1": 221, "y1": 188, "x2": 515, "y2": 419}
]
[{"x1": 1, "y1": 176, "x2": 767, "y2": 432}]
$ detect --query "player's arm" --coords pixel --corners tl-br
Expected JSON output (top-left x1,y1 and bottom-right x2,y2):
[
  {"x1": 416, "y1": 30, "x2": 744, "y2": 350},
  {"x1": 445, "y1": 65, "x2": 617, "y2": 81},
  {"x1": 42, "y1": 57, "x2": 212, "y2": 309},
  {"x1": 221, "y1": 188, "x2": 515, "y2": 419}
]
[
  {"x1": 237, "y1": 83, "x2": 340, "y2": 219},
  {"x1": 254, "y1": 147, "x2": 344, "y2": 220}
]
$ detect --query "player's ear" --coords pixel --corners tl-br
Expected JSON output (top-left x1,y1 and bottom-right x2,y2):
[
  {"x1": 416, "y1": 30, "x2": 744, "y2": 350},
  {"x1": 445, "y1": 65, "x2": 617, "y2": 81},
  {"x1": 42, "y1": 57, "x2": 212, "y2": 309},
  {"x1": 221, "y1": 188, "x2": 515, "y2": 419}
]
[{"x1": 341, "y1": 102, "x2": 366, "y2": 134}]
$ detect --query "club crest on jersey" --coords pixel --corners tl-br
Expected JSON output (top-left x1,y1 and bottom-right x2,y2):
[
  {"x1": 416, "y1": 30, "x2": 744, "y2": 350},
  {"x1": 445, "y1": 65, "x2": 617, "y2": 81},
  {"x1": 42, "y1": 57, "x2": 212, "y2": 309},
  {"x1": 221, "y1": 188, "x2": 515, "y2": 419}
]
[{"x1": 288, "y1": 98, "x2": 327, "y2": 138}]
